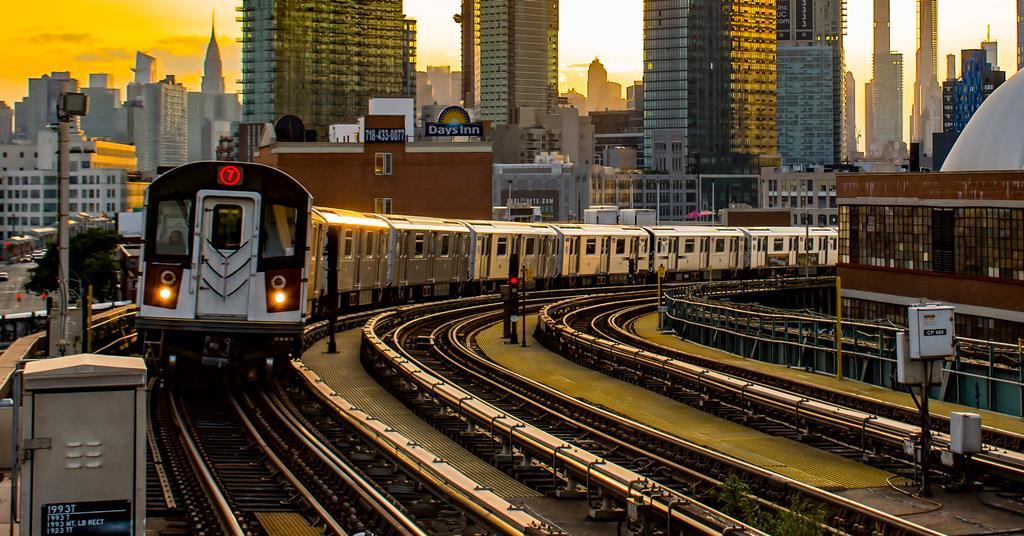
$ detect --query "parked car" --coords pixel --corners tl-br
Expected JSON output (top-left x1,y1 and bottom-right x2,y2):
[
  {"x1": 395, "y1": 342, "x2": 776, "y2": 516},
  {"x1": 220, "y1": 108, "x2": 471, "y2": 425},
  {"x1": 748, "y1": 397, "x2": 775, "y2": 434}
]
[{"x1": 0, "y1": 272, "x2": 9, "y2": 282}]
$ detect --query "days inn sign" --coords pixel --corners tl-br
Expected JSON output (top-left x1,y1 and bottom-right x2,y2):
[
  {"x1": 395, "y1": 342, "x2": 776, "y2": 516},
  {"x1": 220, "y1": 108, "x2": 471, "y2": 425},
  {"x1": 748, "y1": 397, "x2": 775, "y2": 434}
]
[{"x1": 425, "y1": 106, "x2": 484, "y2": 137}]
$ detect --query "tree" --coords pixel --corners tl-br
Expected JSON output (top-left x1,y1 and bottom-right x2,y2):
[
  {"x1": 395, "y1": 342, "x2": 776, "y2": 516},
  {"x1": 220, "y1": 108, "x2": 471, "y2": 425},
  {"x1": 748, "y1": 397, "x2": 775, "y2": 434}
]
[{"x1": 26, "y1": 229, "x2": 122, "y2": 303}]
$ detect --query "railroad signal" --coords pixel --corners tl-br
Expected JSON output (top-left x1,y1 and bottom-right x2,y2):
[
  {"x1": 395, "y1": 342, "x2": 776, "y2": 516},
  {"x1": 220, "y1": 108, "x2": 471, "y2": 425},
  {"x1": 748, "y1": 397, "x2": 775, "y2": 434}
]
[{"x1": 509, "y1": 276, "x2": 519, "y2": 286}]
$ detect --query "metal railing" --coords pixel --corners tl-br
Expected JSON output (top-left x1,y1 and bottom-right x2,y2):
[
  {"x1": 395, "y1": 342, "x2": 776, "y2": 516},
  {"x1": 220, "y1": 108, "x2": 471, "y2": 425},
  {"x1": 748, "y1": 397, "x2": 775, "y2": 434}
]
[{"x1": 664, "y1": 279, "x2": 1024, "y2": 417}]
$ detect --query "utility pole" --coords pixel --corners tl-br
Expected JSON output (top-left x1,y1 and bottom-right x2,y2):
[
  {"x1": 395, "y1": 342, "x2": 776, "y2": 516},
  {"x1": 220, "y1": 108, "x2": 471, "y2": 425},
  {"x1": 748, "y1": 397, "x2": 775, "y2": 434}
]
[{"x1": 56, "y1": 93, "x2": 88, "y2": 357}]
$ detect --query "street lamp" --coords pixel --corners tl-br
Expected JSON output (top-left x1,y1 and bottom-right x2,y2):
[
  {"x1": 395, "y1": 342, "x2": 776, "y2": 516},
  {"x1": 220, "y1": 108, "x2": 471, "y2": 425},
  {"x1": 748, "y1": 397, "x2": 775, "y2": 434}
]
[{"x1": 56, "y1": 92, "x2": 88, "y2": 356}]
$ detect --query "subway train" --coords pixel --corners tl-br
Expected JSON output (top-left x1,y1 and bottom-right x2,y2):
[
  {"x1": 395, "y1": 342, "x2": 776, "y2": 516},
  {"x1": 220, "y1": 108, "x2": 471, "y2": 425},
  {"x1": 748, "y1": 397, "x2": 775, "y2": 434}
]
[{"x1": 136, "y1": 162, "x2": 836, "y2": 369}]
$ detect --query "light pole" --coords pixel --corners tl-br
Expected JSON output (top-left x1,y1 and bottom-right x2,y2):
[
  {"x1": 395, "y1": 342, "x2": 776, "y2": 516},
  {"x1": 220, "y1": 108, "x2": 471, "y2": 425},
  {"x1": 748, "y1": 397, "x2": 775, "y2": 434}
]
[{"x1": 56, "y1": 92, "x2": 88, "y2": 356}]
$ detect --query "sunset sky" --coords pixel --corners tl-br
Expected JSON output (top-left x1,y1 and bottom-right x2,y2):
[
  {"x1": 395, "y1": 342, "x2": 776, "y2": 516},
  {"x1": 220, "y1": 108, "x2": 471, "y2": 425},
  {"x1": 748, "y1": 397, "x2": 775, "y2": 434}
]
[{"x1": 3, "y1": 0, "x2": 1019, "y2": 147}]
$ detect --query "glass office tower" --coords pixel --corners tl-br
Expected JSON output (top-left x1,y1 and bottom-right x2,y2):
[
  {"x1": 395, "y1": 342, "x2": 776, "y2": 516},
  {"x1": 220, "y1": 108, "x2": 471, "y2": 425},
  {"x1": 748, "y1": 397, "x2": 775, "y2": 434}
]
[
  {"x1": 240, "y1": 0, "x2": 408, "y2": 138},
  {"x1": 644, "y1": 0, "x2": 778, "y2": 175}
]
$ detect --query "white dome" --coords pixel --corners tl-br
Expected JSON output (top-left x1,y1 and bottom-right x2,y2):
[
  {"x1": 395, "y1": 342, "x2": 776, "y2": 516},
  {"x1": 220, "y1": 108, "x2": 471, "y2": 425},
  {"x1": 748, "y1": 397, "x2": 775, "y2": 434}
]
[{"x1": 942, "y1": 69, "x2": 1024, "y2": 172}]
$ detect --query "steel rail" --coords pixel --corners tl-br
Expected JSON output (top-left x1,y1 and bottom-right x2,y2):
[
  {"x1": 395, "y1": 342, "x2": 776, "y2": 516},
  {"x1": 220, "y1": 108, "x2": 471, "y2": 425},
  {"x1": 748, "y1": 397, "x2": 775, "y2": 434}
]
[
  {"x1": 289, "y1": 360, "x2": 561, "y2": 536},
  {"x1": 369, "y1": 301, "x2": 766, "y2": 535},
  {"x1": 261, "y1": 388, "x2": 428, "y2": 536},
  {"x1": 548, "y1": 295, "x2": 1024, "y2": 484},
  {"x1": 230, "y1": 390, "x2": 350, "y2": 536},
  {"x1": 166, "y1": 391, "x2": 245, "y2": 536}
]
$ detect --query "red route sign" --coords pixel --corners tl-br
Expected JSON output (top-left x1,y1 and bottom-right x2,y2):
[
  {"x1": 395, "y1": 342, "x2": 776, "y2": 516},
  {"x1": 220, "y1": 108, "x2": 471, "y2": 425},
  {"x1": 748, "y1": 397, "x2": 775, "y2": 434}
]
[{"x1": 218, "y1": 165, "x2": 244, "y2": 187}]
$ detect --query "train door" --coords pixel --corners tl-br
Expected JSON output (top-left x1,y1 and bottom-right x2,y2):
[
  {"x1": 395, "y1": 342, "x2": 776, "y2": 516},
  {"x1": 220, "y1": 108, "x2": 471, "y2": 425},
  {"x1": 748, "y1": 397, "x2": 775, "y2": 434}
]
[
  {"x1": 195, "y1": 193, "x2": 258, "y2": 318},
  {"x1": 358, "y1": 229, "x2": 380, "y2": 288}
]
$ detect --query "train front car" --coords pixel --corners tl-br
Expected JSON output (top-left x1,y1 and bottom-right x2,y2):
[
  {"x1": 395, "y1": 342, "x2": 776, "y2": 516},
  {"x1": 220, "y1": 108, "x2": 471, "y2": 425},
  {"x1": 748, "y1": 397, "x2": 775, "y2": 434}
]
[{"x1": 136, "y1": 162, "x2": 312, "y2": 370}]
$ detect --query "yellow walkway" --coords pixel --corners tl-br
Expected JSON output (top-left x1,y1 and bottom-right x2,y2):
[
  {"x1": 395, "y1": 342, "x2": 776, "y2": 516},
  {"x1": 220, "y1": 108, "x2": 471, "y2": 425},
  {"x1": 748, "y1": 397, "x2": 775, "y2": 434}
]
[
  {"x1": 634, "y1": 313, "x2": 1024, "y2": 436},
  {"x1": 302, "y1": 330, "x2": 539, "y2": 499},
  {"x1": 477, "y1": 316, "x2": 896, "y2": 491}
]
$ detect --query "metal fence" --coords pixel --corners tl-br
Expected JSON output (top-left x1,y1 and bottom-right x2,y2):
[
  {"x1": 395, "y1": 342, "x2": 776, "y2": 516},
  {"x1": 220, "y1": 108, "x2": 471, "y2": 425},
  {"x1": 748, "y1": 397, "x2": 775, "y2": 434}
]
[{"x1": 665, "y1": 278, "x2": 1024, "y2": 417}]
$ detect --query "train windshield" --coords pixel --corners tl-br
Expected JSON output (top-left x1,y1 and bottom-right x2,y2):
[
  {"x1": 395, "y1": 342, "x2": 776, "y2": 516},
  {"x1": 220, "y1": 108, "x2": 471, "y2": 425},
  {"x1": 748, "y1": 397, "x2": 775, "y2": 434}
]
[
  {"x1": 154, "y1": 199, "x2": 192, "y2": 257},
  {"x1": 262, "y1": 204, "x2": 298, "y2": 258}
]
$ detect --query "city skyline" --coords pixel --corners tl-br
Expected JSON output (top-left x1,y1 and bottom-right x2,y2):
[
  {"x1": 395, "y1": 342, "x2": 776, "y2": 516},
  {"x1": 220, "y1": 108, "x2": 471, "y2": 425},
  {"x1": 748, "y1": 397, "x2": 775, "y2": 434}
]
[{"x1": 2, "y1": 0, "x2": 1019, "y2": 148}]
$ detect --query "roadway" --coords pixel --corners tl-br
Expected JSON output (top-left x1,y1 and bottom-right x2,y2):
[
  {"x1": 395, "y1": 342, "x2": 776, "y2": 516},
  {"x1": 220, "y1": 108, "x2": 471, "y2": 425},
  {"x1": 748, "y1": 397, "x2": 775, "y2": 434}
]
[{"x1": 0, "y1": 261, "x2": 46, "y2": 315}]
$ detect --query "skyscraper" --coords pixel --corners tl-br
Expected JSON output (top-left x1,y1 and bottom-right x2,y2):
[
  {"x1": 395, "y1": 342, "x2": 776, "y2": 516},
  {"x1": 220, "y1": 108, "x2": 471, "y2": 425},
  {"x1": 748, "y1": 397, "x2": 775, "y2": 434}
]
[
  {"x1": 240, "y1": 0, "x2": 408, "y2": 137},
  {"x1": 0, "y1": 102, "x2": 11, "y2": 144},
  {"x1": 644, "y1": 0, "x2": 777, "y2": 175},
  {"x1": 81, "y1": 74, "x2": 127, "y2": 142},
  {"x1": 189, "y1": 20, "x2": 241, "y2": 162},
  {"x1": 911, "y1": 0, "x2": 941, "y2": 165},
  {"x1": 478, "y1": 0, "x2": 559, "y2": 125},
  {"x1": 133, "y1": 76, "x2": 187, "y2": 177},
  {"x1": 458, "y1": 0, "x2": 481, "y2": 109},
  {"x1": 587, "y1": 58, "x2": 625, "y2": 113},
  {"x1": 13, "y1": 72, "x2": 78, "y2": 142},
  {"x1": 201, "y1": 18, "x2": 225, "y2": 94},
  {"x1": 844, "y1": 71, "x2": 858, "y2": 159},
  {"x1": 868, "y1": 0, "x2": 905, "y2": 160},
  {"x1": 776, "y1": 0, "x2": 846, "y2": 165}
]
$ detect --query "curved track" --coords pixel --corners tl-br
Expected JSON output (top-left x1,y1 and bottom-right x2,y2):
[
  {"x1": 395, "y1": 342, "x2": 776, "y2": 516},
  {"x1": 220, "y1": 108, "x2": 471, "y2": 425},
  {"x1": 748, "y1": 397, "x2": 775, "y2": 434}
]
[{"x1": 361, "y1": 293, "x2": 952, "y2": 535}]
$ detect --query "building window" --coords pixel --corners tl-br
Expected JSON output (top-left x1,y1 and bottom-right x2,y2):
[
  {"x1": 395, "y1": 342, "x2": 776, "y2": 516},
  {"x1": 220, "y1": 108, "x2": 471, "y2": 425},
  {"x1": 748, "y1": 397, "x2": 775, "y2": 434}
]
[
  {"x1": 374, "y1": 152, "x2": 393, "y2": 176},
  {"x1": 374, "y1": 197, "x2": 393, "y2": 214}
]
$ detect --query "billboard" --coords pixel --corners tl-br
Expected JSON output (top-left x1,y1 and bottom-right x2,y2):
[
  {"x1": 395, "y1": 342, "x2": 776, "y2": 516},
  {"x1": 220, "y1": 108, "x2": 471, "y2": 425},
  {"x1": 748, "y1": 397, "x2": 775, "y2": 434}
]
[
  {"x1": 501, "y1": 190, "x2": 560, "y2": 221},
  {"x1": 777, "y1": 0, "x2": 791, "y2": 40},
  {"x1": 425, "y1": 106, "x2": 484, "y2": 138},
  {"x1": 795, "y1": 0, "x2": 813, "y2": 40}
]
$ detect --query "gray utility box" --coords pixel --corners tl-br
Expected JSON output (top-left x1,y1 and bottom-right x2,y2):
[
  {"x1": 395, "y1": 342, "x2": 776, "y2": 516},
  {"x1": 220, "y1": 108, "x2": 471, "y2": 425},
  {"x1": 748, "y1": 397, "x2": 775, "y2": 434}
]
[
  {"x1": 949, "y1": 412, "x2": 983, "y2": 455},
  {"x1": 19, "y1": 355, "x2": 146, "y2": 536}
]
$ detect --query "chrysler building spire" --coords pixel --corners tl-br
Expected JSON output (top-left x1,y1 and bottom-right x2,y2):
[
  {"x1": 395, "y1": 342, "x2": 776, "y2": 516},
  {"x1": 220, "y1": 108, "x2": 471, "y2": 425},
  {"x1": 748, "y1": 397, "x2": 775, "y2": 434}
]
[{"x1": 201, "y1": 13, "x2": 225, "y2": 94}]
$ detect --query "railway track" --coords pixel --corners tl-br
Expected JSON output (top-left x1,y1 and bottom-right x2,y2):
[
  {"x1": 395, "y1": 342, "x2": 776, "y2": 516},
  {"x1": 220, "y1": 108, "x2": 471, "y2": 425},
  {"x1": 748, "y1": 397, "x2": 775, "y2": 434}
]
[
  {"x1": 363, "y1": 295, "x2": 945, "y2": 535},
  {"x1": 536, "y1": 291, "x2": 1024, "y2": 487}
]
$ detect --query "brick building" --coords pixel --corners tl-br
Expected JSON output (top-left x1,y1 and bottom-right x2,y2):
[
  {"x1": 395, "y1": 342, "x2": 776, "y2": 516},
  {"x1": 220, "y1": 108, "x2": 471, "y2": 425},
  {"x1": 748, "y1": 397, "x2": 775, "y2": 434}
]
[
  {"x1": 255, "y1": 115, "x2": 492, "y2": 219},
  {"x1": 838, "y1": 171, "x2": 1024, "y2": 342}
]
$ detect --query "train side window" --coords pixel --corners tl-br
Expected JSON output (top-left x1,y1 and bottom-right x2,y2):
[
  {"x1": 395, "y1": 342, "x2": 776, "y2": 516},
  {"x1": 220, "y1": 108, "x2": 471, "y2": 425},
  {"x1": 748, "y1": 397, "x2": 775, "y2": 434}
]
[
  {"x1": 364, "y1": 231, "x2": 374, "y2": 257},
  {"x1": 261, "y1": 204, "x2": 298, "y2": 258},
  {"x1": 585, "y1": 238, "x2": 596, "y2": 256},
  {"x1": 211, "y1": 204, "x2": 243, "y2": 250},
  {"x1": 525, "y1": 237, "x2": 535, "y2": 256},
  {"x1": 154, "y1": 199, "x2": 192, "y2": 256},
  {"x1": 684, "y1": 239, "x2": 695, "y2": 254},
  {"x1": 343, "y1": 230, "x2": 354, "y2": 258},
  {"x1": 715, "y1": 239, "x2": 726, "y2": 253},
  {"x1": 615, "y1": 238, "x2": 625, "y2": 255},
  {"x1": 440, "y1": 234, "x2": 450, "y2": 257},
  {"x1": 773, "y1": 238, "x2": 785, "y2": 252},
  {"x1": 496, "y1": 236, "x2": 508, "y2": 257},
  {"x1": 414, "y1": 233, "x2": 425, "y2": 257}
]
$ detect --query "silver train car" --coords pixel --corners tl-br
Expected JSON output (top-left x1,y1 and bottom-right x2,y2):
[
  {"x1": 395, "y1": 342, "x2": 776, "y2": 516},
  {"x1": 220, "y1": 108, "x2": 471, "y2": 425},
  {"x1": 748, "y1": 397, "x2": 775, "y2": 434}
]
[{"x1": 138, "y1": 162, "x2": 837, "y2": 369}]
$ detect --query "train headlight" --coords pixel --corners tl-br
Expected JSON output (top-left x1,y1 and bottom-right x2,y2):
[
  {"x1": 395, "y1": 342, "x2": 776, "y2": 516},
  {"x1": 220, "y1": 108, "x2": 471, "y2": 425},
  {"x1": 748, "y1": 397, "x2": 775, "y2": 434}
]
[
  {"x1": 158, "y1": 287, "x2": 173, "y2": 301},
  {"x1": 273, "y1": 291, "x2": 286, "y2": 304}
]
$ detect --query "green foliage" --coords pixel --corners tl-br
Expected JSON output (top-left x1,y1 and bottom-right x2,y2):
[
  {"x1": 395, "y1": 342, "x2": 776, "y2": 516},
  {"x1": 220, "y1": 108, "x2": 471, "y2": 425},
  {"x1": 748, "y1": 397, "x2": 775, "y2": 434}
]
[
  {"x1": 713, "y1": 475, "x2": 770, "y2": 526},
  {"x1": 713, "y1": 475, "x2": 827, "y2": 535},
  {"x1": 25, "y1": 229, "x2": 122, "y2": 302},
  {"x1": 771, "y1": 496, "x2": 828, "y2": 536}
]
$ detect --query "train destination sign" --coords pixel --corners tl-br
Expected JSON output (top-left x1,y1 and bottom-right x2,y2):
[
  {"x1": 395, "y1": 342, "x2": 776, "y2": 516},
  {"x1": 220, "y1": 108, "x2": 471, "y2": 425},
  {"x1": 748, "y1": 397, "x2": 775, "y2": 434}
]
[
  {"x1": 43, "y1": 500, "x2": 132, "y2": 535},
  {"x1": 425, "y1": 106, "x2": 484, "y2": 137}
]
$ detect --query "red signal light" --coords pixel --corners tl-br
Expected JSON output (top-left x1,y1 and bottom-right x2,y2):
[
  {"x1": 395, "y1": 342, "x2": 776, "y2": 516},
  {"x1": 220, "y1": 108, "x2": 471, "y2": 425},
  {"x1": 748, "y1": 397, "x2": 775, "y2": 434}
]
[
  {"x1": 509, "y1": 276, "x2": 519, "y2": 286},
  {"x1": 217, "y1": 165, "x2": 244, "y2": 187}
]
